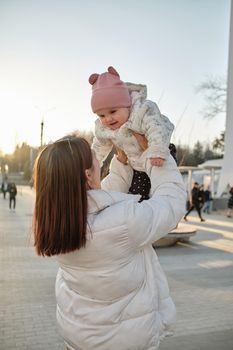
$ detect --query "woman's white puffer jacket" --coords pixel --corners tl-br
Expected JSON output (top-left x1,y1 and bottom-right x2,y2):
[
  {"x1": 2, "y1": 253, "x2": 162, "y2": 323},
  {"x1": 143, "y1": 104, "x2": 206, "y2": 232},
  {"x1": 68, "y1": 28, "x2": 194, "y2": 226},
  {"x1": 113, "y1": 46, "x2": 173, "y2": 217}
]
[{"x1": 56, "y1": 156, "x2": 186, "y2": 350}]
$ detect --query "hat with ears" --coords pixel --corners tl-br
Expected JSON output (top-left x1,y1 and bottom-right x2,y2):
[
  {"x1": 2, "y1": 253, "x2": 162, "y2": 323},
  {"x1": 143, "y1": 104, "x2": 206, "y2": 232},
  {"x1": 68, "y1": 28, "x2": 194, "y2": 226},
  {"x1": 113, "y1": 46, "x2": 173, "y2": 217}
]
[{"x1": 88, "y1": 66, "x2": 131, "y2": 113}]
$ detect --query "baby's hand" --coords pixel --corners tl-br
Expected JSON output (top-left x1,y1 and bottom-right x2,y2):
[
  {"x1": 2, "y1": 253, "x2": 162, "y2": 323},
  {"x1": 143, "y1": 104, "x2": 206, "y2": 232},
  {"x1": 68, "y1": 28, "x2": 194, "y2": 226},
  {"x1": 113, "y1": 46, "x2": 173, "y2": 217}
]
[{"x1": 150, "y1": 157, "x2": 165, "y2": 167}]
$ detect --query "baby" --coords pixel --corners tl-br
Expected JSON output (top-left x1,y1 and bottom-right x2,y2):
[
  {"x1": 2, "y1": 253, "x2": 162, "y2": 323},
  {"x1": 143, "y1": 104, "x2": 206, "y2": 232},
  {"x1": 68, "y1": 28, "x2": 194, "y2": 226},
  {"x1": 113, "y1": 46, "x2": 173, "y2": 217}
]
[{"x1": 89, "y1": 66, "x2": 174, "y2": 200}]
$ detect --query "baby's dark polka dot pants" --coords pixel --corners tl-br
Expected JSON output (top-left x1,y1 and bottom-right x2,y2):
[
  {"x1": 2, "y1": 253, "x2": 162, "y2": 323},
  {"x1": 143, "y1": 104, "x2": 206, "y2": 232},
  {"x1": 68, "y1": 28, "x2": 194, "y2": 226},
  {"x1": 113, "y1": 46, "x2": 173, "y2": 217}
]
[{"x1": 128, "y1": 169, "x2": 151, "y2": 202}]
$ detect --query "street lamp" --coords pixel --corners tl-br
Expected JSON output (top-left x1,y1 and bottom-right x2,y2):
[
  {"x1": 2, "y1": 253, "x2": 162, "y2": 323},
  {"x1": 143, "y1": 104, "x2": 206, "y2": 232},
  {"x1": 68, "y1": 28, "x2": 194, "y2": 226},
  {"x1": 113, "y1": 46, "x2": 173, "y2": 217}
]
[
  {"x1": 35, "y1": 106, "x2": 55, "y2": 148},
  {"x1": 40, "y1": 118, "x2": 44, "y2": 148}
]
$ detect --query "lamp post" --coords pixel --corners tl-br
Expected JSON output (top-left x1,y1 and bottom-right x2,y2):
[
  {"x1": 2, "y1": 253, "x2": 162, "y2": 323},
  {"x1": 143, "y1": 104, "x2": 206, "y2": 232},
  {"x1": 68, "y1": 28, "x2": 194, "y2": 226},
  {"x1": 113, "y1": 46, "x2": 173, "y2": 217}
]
[
  {"x1": 40, "y1": 118, "x2": 44, "y2": 148},
  {"x1": 35, "y1": 106, "x2": 55, "y2": 148}
]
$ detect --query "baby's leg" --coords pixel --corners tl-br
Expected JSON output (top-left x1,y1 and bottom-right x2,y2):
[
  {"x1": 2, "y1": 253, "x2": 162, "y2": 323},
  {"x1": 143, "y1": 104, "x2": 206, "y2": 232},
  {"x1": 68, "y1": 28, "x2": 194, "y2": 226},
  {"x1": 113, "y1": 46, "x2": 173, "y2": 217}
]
[{"x1": 128, "y1": 169, "x2": 151, "y2": 202}]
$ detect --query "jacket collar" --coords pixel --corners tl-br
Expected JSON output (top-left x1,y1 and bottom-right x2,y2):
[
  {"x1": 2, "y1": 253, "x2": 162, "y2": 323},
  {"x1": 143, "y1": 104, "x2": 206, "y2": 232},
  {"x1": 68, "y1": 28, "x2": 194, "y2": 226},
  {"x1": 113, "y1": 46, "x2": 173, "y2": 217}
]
[{"x1": 87, "y1": 190, "x2": 140, "y2": 214}]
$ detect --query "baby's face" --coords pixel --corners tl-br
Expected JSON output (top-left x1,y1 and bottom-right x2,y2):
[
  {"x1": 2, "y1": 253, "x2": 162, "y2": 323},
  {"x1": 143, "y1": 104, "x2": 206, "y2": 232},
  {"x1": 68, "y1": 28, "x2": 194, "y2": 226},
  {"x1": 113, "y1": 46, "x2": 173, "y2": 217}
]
[{"x1": 96, "y1": 107, "x2": 130, "y2": 130}]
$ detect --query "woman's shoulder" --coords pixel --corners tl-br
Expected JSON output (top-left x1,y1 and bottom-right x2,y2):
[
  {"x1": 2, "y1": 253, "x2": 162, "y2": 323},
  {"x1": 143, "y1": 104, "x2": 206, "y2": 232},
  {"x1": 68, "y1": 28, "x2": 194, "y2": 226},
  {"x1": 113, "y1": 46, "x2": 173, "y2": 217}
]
[
  {"x1": 87, "y1": 190, "x2": 139, "y2": 215},
  {"x1": 87, "y1": 190, "x2": 140, "y2": 234}
]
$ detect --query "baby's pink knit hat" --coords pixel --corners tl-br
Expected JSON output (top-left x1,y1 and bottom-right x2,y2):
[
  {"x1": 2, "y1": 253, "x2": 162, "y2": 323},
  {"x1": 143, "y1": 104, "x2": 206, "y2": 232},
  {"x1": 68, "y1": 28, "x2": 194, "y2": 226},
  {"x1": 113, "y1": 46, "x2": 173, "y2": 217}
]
[{"x1": 89, "y1": 66, "x2": 131, "y2": 113}]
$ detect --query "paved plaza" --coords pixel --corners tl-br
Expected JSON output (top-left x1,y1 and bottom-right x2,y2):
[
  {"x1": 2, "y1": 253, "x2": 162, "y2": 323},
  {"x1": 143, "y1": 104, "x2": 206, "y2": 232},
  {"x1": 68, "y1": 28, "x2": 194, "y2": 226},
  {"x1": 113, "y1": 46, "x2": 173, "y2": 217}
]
[{"x1": 0, "y1": 186, "x2": 233, "y2": 350}]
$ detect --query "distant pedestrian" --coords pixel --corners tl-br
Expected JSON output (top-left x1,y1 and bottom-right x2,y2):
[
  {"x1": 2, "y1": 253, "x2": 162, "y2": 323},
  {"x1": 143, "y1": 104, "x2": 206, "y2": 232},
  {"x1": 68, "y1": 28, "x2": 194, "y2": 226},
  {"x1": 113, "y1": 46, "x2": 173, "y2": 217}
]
[
  {"x1": 203, "y1": 186, "x2": 213, "y2": 214},
  {"x1": 227, "y1": 187, "x2": 233, "y2": 218},
  {"x1": 198, "y1": 184, "x2": 205, "y2": 209},
  {"x1": 8, "y1": 183, "x2": 17, "y2": 210},
  {"x1": 1, "y1": 176, "x2": 8, "y2": 199},
  {"x1": 184, "y1": 182, "x2": 205, "y2": 222}
]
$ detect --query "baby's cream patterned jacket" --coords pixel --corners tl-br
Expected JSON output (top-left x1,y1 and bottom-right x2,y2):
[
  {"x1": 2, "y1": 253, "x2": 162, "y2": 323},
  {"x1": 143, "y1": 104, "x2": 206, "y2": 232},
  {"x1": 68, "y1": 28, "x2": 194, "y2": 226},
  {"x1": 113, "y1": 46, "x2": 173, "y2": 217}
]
[{"x1": 92, "y1": 83, "x2": 174, "y2": 171}]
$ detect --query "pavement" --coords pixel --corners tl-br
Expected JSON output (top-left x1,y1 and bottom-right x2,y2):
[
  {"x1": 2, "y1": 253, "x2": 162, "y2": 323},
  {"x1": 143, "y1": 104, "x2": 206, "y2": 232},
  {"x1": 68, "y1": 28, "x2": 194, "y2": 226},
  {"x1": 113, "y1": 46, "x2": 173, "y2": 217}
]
[{"x1": 0, "y1": 186, "x2": 233, "y2": 350}]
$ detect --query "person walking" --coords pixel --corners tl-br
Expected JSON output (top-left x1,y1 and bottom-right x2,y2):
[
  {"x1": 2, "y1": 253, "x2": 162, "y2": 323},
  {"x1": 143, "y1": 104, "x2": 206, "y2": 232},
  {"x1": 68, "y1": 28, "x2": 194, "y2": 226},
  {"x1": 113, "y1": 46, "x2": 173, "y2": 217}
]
[
  {"x1": 32, "y1": 135, "x2": 186, "y2": 350},
  {"x1": 227, "y1": 187, "x2": 233, "y2": 218},
  {"x1": 203, "y1": 186, "x2": 213, "y2": 214},
  {"x1": 198, "y1": 184, "x2": 205, "y2": 209},
  {"x1": 184, "y1": 182, "x2": 205, "y2": 222},
  {"x1": 8, "y1": 182, "x2": 17, "y2": 210},
  {"x1": 1, "y1": 176, "x2": 8, "y2": 199}
]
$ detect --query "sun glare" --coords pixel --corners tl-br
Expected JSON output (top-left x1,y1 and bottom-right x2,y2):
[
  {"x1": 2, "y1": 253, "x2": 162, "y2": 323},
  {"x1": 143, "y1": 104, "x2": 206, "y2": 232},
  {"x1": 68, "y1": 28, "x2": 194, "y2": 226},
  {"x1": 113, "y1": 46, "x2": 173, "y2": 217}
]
[
  {"x1": 0, "y1": 139, "x2": 16, "y2": 155},
  {"x1": 0, "y1": 89, "x2": 44, "y2": 154}
]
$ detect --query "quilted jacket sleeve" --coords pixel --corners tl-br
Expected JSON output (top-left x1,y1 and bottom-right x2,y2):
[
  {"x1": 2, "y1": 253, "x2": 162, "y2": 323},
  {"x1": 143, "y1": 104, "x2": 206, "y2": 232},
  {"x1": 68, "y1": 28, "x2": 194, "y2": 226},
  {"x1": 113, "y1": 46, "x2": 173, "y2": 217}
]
[
  {"x1": 141, "y1": 101, "x2": 174, "y2": 160},
  {"x1": 92, "y1": 135, "x2": 113, "y2": 167},
  {"x1": 92, "y1": 118, "x2": 113, "y2": 167},
  {"x1": 101, "y1": 156, "x2": 133, "y2": 193},
  {"x1": 126, "y1": 155, "x2": 186, "y2": 248}
]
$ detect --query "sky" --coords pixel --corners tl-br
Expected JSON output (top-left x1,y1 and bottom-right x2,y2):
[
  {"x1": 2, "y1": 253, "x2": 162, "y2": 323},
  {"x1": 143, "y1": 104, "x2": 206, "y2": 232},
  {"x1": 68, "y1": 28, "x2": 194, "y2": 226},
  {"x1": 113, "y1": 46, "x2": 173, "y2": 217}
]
[{"x1": 0, "y1": 0, "x2": 231, "y2": 154}]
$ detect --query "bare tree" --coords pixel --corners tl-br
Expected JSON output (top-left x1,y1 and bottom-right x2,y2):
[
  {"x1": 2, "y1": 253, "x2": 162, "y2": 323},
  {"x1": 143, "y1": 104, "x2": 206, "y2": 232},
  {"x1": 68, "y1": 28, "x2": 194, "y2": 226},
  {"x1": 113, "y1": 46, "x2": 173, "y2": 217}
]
[
  {"x1": 72, "y1": 130, "x2": 94, "y2": 144},
  {"x1": 213, "y1": 131, "x2": 225, "y2": 153},
  {"x1": 196, "y1": 75, "x2": 227, "y2": 119}
]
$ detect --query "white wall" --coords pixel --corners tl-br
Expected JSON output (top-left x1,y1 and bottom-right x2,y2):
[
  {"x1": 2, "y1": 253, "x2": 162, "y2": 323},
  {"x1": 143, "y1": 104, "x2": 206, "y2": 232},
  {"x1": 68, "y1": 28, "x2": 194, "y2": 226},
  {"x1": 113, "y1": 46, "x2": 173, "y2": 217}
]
[{"x1": 218, "y1": 0, "x2": 233, "y2": 196}]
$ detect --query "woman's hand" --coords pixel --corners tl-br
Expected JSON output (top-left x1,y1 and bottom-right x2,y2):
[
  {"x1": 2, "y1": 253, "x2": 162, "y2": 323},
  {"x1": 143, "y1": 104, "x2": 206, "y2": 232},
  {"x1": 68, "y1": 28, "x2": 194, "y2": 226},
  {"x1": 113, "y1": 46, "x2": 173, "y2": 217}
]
[
  {"x1": 116, "y1": 132, "x2": 148, "y2": 165},
  {"x1": 132, "y1": 132, "x2": 148, "y2": 151},
  {"x1": 116, "y1": 147, "x2": 128, "y2": 165},
  {"x1": 133, "y1": 133, "x2": 164, "y2": 167}
]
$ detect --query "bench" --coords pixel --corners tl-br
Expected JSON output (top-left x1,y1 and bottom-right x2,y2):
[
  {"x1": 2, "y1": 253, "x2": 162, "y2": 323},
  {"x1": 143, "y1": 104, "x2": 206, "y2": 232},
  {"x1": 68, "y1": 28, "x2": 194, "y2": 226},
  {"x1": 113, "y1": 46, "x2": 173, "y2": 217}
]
[{"x1": 153, "y1": 223, "x2": 197, "y2": 247}]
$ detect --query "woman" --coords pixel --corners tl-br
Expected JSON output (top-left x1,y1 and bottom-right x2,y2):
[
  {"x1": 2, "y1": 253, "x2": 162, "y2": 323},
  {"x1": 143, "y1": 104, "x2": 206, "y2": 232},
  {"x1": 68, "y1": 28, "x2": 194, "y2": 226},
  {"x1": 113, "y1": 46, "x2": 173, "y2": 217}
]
[{"x1": 33, "y1": 135, "x2": 186, "y2": 350}]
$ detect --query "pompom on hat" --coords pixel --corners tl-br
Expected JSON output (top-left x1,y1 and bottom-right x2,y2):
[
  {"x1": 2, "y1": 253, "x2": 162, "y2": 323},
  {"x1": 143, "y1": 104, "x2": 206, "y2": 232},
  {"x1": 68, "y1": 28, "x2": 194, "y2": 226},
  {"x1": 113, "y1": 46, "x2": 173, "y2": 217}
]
[{"x1": 89, "y1": 66, "x2": 131, "y2": 113}]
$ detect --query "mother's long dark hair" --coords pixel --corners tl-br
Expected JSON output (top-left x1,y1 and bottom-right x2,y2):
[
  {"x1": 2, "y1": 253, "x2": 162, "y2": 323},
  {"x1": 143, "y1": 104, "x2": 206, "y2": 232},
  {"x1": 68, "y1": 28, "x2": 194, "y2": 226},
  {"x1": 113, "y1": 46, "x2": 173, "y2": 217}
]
[{"x1": 33, "y1": 136, "x2": 92, "y2": 256}]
